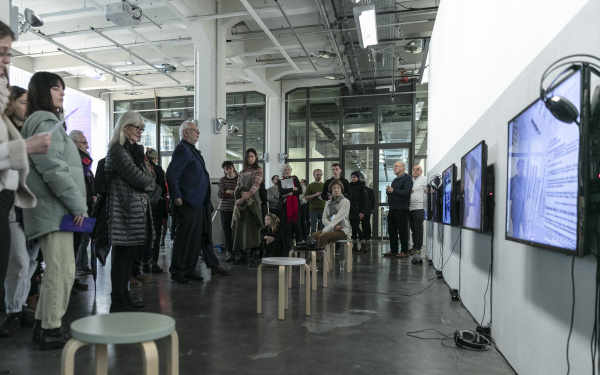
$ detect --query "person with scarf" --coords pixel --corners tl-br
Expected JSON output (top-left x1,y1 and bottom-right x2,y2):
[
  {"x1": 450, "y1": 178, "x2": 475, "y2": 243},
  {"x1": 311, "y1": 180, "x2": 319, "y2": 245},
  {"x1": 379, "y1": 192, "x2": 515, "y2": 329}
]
[
  {"x1": 310, "y1": 180, "x2": 351, "y2": 261},
  {"x1": 276, "y1": 164, "x2": 302, "y2": 254},
  {"x1": 105, "y1": 110, "x2": 156, "y2": 308},
  {"x1": 231, "y1": 148, "x2": 263, "y2": 266}
]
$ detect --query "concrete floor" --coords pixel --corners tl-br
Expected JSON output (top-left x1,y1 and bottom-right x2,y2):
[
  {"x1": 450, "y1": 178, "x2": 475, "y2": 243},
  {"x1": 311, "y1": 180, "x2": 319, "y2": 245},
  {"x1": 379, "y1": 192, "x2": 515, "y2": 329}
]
[{"x1": 0, "y1": 241, "x2": 516, "y2": 375}]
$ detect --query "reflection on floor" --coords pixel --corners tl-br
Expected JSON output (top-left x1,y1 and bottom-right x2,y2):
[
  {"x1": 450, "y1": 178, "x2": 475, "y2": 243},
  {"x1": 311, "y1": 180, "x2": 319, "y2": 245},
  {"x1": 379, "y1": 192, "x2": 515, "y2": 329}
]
[{"x1": 0, "y1": 241, "x2": 516, "y2": 375}]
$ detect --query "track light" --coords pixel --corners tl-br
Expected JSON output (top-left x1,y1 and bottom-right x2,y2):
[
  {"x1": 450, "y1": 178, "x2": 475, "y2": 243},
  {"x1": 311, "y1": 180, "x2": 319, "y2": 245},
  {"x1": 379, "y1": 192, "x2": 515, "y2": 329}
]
[{"x1": 19, "y1": 8, "x2": 44, "y2": 36}]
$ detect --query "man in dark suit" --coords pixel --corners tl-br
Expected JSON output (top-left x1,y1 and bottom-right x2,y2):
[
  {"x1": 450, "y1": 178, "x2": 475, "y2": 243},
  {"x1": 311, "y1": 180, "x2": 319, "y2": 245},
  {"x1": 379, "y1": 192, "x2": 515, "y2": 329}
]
[
  {"x1": 384, "y1": 161, "x2": 413, "y2": 258},
  {"x1": 166, "y1": 120, "x2": 211, "y2": 284}
]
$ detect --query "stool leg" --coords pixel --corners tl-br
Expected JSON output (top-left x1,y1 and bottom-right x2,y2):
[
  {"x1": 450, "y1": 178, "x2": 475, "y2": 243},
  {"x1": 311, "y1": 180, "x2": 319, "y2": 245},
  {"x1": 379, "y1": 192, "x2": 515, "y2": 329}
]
[
  {"x1": 311, "y1": 251, "x2": 317, "y2": 291},
  {"x1": 303, "y1": 264, "x2": 311, "y2": 316},
  {"x1": 323, "y1": 249, "x2": 328, "y2": 288},
  {"x1": 167, "y1": 331, "x2": 179, "y2": 375},
  {"x1": 278, "y1": 265, "x2": 285, "y2": 320},
  {"x1": 346, "y1": 243, "x2": 353, "y2": 272},
  {"x1": 95, "y1": 344, "x2": 108, "y2": 375},
  {"x1": 257, "y1": 264, "x2": 264, "y2": 314},
  {"x1": 139, "y1": 341, "x2": 159, "y2": 375},
  {"x1": 288, "y1": 264, "x2": 292, "y2": 289},
  {"x1": 61, "y1": 339, "x2": 89, "y2": 375}
]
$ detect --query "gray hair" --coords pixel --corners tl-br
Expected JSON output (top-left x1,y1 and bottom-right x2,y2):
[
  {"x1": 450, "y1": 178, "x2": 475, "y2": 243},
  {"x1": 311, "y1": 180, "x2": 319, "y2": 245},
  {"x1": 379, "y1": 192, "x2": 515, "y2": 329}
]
[
  {"x1": 68, "y1": 130, "x2": 84, "y2": 143},
  {"x1": 109, "y1": 110, "x2": 144, "y2": 146},
  {"x1": 281, "y1": 164, "x2": 292, "y2": 175},
  {"x1": 179, "y1": 120, "x2": 195, "y2": 139}
]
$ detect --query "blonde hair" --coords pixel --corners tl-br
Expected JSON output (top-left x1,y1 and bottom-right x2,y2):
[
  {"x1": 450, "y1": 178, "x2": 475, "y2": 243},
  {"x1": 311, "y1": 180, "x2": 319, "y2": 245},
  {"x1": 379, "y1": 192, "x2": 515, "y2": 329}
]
[{"x1": 109, "y1": 110, "x2": 144, "y2": 146}]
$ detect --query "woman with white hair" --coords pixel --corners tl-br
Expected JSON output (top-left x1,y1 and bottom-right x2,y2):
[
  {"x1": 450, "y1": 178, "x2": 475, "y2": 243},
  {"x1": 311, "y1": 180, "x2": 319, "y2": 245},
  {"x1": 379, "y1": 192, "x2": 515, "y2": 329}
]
[
  {"x1": 276, "y1": 164, "x2": 302, "y2": 254},
  {"x1": 104, "y1": 110, "x2": 156, "y2": 312}
]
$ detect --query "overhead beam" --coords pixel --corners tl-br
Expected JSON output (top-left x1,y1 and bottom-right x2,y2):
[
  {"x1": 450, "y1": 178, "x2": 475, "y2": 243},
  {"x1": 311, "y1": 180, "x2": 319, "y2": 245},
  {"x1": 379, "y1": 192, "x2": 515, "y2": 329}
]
[
  {"x1": 238, "y1": 0, "x2": 300, "y2": 71},
  {"x1": 126, "y1": 27, "x2": 193, "y2": 74}
]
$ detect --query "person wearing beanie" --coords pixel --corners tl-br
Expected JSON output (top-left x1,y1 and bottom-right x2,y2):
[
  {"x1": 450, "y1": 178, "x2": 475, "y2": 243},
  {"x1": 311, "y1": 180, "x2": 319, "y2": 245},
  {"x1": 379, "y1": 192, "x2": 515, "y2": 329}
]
[{"x1": 349, "y1": 171, "x2": 369, "y2": 253}]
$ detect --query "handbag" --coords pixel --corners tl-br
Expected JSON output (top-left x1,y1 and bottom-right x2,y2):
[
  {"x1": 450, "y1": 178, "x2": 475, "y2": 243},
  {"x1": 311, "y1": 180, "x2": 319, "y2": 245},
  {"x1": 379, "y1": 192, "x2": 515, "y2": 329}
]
[{"x1": 148, "y1": 183, "x2": 162, "y2": 206}]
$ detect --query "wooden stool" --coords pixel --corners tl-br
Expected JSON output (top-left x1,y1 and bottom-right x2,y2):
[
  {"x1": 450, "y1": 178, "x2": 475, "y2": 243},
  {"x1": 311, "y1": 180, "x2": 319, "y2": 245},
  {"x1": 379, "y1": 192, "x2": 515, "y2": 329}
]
[
  {"x1": 61, "y1": 312, "x2": 178, "y2": 375},
  {"x1": 257, "y1": 257, "x2": 311, "y2": 320},
  {"x1": 327, "y1": 240, "x2": 353, "y2": 272},
  {"x1": 288, "y1": 247, "x2": 330, "y2": 290}
]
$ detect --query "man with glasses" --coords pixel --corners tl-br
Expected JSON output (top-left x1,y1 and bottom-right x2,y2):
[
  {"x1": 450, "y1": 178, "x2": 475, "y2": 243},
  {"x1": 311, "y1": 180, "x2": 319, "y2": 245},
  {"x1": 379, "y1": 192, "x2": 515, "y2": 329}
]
[
  {"x1": 383, "y1": 161, "x2": 413, "y2": 258},
  {"x1": 166, "y1": 121, "x2": 213, "y2": 284},
  {"x1": 408, "y1": 165, "x2": 426, "y2": 255}
]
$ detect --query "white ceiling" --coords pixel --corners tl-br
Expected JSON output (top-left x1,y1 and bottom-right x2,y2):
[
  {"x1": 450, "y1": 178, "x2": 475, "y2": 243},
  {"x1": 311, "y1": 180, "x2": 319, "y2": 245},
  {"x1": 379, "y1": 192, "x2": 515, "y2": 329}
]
[{"x1": 9, "y1": 0, "x2": 437, "y2": 97}]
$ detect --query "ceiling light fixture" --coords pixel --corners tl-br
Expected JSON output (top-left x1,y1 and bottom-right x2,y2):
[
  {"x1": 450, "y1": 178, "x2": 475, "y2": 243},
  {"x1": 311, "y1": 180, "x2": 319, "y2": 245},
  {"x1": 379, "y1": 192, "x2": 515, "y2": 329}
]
[
  {"x1": 353, "y1": 4, "x2": 378, "y2": 49},
  {"x1": 125, "y1": 59, "x2": 135, "y2": 65},
  {"x1": 404, "y1": 39, "x2": 423, "y2": 54},
  {"x1": 84, "y1": 70, "x2": 106, "y2": 81},
  {"x1": 123, "y1": 90, "x2": 143, "y2": 95},
  {"x1": 19, "y1": 8, "x2": 44, "y2": 36}
]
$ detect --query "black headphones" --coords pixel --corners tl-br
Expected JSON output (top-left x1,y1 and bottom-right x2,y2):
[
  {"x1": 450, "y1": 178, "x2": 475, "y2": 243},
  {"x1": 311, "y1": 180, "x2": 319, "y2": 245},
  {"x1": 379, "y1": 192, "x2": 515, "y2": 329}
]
[
  {"x1": 539, "y1": 54, "x2": 600, "y2": 125},
  {"x1": 453, "y1": 330, "x2": 490, "y2": 350}
]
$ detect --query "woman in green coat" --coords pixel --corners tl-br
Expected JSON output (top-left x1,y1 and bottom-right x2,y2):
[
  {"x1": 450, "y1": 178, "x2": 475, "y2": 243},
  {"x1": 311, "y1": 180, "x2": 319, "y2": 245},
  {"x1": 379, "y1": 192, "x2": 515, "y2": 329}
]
[{"x1": 21, "y1": 72, "x2": 88, "y2": 351}]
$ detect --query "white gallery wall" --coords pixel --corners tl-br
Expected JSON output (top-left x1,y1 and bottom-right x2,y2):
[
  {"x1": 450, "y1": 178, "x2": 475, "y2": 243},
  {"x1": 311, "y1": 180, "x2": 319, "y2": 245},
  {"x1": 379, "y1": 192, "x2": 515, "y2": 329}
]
[{"x1": 427, "y1": 1, "x2": 598, "y2": 374}]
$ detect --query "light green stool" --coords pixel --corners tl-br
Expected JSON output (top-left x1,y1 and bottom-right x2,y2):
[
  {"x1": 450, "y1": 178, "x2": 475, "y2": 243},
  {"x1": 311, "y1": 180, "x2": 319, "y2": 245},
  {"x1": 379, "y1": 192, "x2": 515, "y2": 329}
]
[{"x1": 61, "y1": 312, "x2": 178, "y2": 375}]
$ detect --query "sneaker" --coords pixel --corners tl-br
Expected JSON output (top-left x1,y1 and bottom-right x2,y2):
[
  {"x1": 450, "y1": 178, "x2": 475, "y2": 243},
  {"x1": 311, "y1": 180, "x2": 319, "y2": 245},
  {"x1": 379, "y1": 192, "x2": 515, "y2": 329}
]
[
  {"x1": 129, "y1": 277, "x2": 142, "y2": 287},
  {"x1": 134, "y1": 274, "x2": 155, "y2": 283},
  {"x1": 211, "y1": 266, "x2": 231, "y2": 276},
  {"x1": 0, "y1": 313, "x2": 22, "y2": 337}
]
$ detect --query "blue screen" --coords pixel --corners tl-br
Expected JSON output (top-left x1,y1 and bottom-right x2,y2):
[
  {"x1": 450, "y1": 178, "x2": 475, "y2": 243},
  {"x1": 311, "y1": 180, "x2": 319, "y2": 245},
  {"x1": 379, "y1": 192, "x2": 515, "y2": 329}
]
[
  {"x1": 462, "y1": 143, "x2": 484, "y2": 230},
  {"x1": 506, "y1": 70, "x2": 581, "y2": 251},
  {"x1": 442, "y1": 165, "x2": 454, "y2": 225}
]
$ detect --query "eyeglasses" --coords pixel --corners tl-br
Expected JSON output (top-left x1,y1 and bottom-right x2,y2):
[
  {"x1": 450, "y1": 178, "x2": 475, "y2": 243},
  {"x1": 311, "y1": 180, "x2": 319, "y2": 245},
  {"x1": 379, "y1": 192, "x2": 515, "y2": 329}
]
[
  {"x1": 412, "y1": 168, "x2": 421, "y2": 171},
  {"x1": 128, "y1": 124, "x2": 145, "y2": 133},
  {"x1": 0, "y1": 50, "x2": 13, "y2": 60},
  {"x1": 186, "y1": 128, "x2": 200, "y2": 134}
]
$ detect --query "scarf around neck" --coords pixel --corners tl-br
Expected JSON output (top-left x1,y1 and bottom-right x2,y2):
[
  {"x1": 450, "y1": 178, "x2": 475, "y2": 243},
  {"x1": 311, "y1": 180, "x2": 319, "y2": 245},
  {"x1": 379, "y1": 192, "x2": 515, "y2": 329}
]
[
  {"x1": 328, "y1": 194, "x2": 344, "y2": 221},
  {"x1": 124, "y1": 141, "x2": 145, "y2": 171}
]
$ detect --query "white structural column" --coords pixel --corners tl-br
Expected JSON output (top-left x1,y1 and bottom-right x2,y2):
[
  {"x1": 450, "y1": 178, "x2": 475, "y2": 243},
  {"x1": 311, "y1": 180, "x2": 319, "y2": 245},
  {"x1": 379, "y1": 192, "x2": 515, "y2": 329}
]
[{"x1": 186, "y1": 17, "x2": 227, "y2": 176}]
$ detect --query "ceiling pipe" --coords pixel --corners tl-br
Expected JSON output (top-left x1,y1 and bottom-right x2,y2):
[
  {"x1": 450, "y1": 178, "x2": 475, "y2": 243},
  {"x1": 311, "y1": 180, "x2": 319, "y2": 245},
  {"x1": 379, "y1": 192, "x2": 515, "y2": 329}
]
[
  {"x1": 274, "y1": 0, "x2": 317, "y2": 72},
  {"x1": 334, "y1": 6, "x2": 438, "y2": 21},
  {"x1": 126, "y1": 27, "x2": 193, "y2": 74},
  {"x1": 91, "y1": 27, "x2": 181, "y2": 84},
  {"x1": 335, "y1": 0, "x2": 364, "y2": 93},
  {"x1": 238, "y1": 0, "x2": 300, "y2": 71},
  {"x1": 315, "y1": 0, "x2": 353, "y2": 94},
  {"x1": 29, "y1": 30, "x2": 141, "y2": 85}
]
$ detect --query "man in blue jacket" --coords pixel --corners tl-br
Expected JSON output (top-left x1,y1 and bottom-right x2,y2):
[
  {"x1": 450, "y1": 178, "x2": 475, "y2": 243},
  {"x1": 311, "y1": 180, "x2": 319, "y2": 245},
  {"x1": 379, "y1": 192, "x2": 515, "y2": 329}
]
[
  {"x1": 166, "y1": 121, "x2": 210, "y2": 284},
  {"x1": 383, "y1": 161, "x2": 413, "y2": 258}
]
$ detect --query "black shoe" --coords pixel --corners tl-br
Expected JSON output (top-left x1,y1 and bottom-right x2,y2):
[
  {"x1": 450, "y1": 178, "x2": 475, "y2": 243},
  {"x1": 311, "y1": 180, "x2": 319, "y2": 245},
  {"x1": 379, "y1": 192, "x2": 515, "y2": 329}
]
[
  {"x1": 211, "y1": 266, "x2": 231, "y2": 276},
  {"x1": 360, "y1": 243, "x2": 369, "y2": 253},
  {"x1": 124, "y1": 293, "x2": 146, "y2": 311},
  {"x1": 0, "y1": 313, "x2": 22, "y2": 338},
  {"x1": 352, "y1": 244, "x2": 359, "y2": 252},
  {"x1": 109, "y1": 294, "x2": 137, "y2": 313},
  {"x1": 39, "y1": 328, "x2": 71, "y2": 351},
  {"x1": 225, "y1": 253, "x2": 235, "y2": 262},
  {"x1": 32, "y1": 320, "x2": 42, "y2": 343},
  {"x1": 21, "y1": 311, "x2": 36, "y2": 328},
  {"x1": 142, "y1": 263, "x2": 151, "y2": 273},
  {"x1": 185, "y1": 272, "x2": 204, "y2": 281},
  {"x1": 151, "y1": 264, "x2": 163, "y2": 274},
  {"x1": 171, "y1": 276, "x2": 191, "y2": 284}
]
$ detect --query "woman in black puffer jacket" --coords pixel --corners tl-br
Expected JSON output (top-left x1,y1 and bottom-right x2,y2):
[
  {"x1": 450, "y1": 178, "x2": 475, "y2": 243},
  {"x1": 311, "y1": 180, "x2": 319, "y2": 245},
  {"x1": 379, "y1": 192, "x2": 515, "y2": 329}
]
[
  {"x1": 349, "y1": 171, "x2": 369, "y2": 253},
  {"x1": 105, "y1": 110, "x2": 156, "y2": 312}
]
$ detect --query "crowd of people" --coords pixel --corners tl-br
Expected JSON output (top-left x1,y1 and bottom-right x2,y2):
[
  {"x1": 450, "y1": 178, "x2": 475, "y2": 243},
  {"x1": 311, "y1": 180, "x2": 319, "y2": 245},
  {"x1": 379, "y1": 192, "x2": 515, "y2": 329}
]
[{"x1": 0, "y1": 19, "x2": 428, "y2": 354}]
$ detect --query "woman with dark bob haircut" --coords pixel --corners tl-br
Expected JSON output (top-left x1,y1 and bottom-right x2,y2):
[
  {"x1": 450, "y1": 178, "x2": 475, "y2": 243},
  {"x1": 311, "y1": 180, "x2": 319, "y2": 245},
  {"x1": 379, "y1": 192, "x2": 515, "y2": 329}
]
[{"x1": 21, "y1": 71, "x2": 88, "y2": 351}]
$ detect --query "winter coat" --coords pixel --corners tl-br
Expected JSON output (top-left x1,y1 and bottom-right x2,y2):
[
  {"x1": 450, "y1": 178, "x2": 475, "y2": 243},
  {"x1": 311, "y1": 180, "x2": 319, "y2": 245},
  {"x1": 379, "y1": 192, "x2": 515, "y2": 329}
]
[
  {"x1": 0, "y1": 114, "x2": 36, "y2": 209},
  {"x1": 20, "y1": 111, "x2": 87, "y2": 240},
  {"x1": 105, "y1": 143, "x2": 156, "y2": 246},
  {"x1": 349, "y1": 180, "x2": 368, "y2": 220}
]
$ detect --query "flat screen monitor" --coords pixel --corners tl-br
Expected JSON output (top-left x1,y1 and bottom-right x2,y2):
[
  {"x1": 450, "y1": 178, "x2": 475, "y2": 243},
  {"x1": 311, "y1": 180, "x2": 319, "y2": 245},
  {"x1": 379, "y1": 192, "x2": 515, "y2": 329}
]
[
  {"x1": 442, "y1": 164, "x2": 457, "y2": 225},
  {"x1": 429, "y1": 176, "x2": 442, "y2": 223},
  {"x1": 505, "y1": 69, "x2": 581, "y2": 252},
  {"x1": 461, "y1": 141, "x2": 488, "y2": 232},
  {"x1": 424, "y1": 185, "x2": 429, "y2": 220}
]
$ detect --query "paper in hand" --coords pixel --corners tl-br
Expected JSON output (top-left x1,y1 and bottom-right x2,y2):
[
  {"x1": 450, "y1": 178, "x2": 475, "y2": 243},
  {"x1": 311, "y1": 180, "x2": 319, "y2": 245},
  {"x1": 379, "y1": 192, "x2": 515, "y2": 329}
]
[
  {"x1": 281, "y1": 178, "x2": 294, "y2": 189},
  {"x1": 41, "y1": 108, "x2": 79, "y2": 135}
]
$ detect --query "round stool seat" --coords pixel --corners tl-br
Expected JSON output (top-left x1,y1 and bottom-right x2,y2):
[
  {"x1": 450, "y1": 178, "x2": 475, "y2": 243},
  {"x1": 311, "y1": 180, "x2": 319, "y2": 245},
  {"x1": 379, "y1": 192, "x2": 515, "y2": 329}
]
[
  {"x1": 70, "y1": 312, "x2": 175, "y2": 345},
  {"x1": 262, "y1": 257, "x2": 306, "y2": 266}
]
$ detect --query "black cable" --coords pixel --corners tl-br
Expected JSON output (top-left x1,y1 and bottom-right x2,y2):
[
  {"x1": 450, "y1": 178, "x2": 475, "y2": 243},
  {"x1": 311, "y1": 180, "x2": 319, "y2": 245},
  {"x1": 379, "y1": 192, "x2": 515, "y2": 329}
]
[
  {"x1": 458, "y1": 228, "x2": 462, "y2": 296},
  {"x1": 566, "y1": 254, "x2": 577, "y2": 375},
  {"x1": 591, "y1": 251, "x2": 599, "y2": 375},
  {"x1": 440, "y1": 230, "x2": 461, "y2": 271},
  {"x1": 480, "y1": 263, "x2": 492, "y2": 326}
]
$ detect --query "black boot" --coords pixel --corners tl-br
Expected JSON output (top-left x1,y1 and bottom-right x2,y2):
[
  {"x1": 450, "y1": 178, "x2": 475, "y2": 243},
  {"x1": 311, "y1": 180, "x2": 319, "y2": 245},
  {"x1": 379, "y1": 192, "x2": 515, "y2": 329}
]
[
  {"x1": 32, "y1": 320, "x2": 42, "y2": 343},
  {"x1": 109, "y1": 293, "x2": 135, "y2": 313},
  {"x1": 232, "y1": 252, "x2": 247, "y2": 265},
  {"x1": 352, "y1": 243, "x2": 359, "y2": 252},
  {"x1": 40, "y1": 327, "x2": 71, "y2": 351},
  {"x1": 0, "y1": 312, "x2": 22, "y2": 337},
  {"x1": 124, "y1": 292, "x2": 146, "y2": 311}
]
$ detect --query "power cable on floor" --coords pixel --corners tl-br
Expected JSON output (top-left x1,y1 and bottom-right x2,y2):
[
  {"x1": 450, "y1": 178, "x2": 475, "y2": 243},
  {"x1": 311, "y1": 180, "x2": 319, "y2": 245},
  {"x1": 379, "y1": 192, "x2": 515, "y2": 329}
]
[{"x1": 566, "y1": 253, "x2": 577, "y2": 375}]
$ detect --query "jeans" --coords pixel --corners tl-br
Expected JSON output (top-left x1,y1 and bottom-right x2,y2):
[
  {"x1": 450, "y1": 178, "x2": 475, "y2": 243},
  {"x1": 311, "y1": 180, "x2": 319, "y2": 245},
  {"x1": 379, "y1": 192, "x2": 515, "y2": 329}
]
[
  {"x1": 361, "y1": 214, "x2": 372, "y2": 240},
  {"x1": 408, "y1": 209, "x2": 424, "y2": 250},
  {"x1": 309, "y1": 211, "x2": 323, "y2": 234}
]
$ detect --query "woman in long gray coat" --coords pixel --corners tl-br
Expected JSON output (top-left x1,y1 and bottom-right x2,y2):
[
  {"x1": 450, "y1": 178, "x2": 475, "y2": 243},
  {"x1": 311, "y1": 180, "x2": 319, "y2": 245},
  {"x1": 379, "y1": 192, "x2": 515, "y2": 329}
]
[
  {"x1": 21, "y1": 72, "x2": 87, "y2": 351},
  {"x1": 105, "y1": 110, "x2": 155, "y2": 312}
]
